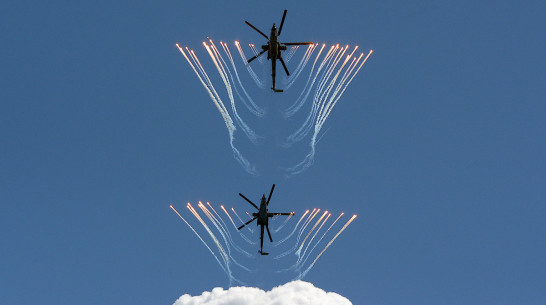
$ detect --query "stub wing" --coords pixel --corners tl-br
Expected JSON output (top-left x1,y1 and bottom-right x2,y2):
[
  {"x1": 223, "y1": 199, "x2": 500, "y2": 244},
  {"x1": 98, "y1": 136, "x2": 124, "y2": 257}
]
[{"x1": 268, "y1": 212, "x2": 293, "y2": 216}]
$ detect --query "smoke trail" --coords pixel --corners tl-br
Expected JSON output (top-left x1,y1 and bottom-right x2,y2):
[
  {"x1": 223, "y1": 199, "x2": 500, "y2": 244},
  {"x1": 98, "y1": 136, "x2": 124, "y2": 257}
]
[
  {"x1": 285, "y1": 49, "x2": 373, "y2": 177},
  {"x1": 170, "y1": 205, "x2": 229, "y2": 276},
  {"x1": 176, "y1": 42, "x2": 258, "y2": 175},
  {"x1": 172, "y1": 204, "x2": 245, "y2": 285},
  {"x1": 273, "y1": 212, "x2": 294, "y2": 233},
  {"x1": 296, "y1": 212, "x2": 344, "y2": 270},
  {"x1": 235, "y1": 41, "x2": 265, "y2": 89},
  {"x1": 249, "y1": 44, "x2": 265, "y2": 64},
  {"x1": 284, "y1": 44, "x2": 328, "y2": 119},
  {"x1": 285, "y1": 45, "x2": 339, "y2": 142},
  {"x1": 297, "y1": 212, "x2": 331, "y2": 267},
  {"x1": 173, "y1": 203, "x2": 355, "y2": 283},
  {"x1": 286, "y1": 44, "x2": 317, "y2": 89},
  {"x1": 232, "y1": 207, "x2": 255, "y2": 233},
  {"x1": 201, "y1": 202, "x2": 254, "y2": 260},
  {"x1": 198, "y1": 203, "x2": 255, "y2": 268},
  {"x1": 286, "y1": 44, "x2": 348, "y2": 137},
  {"x1": 285, "y1": 46, "x2": 299, "y2": 62},
  {"x1": 312, "y1": 45, "x2": 349, "y2": 117},
  {"x1": 204, "y1": 41, "x2": 259, "y2": 144},
  {"x1": 274, "y1": 209, "x2": 320, "y2": 259},
  {"x1": 221, "y1": 205, "x2": 256, "y2": 245},
  {"x1": 309, "y1": 47, "x2": 355, "y2": 139},
  {"x1": 220, "y1": 41, "x2": 265, "y2": 118},
  {"x1": 296, "y1": 214, "x2": 357, "y2": 280},
  {"x1": 317, "y1": 50, "x2": 373, "y2": 128},
  {"x1": 290, "y1": 211, "x2": 329, "y2": 270},
  {"x1": 186, "y1": 203, "x2": 230, "y2": 266},
  {"x1": 273, "y1": 210, "x2": 309, "y2": 246},
  {"x1": 296, "y1": 211, "x2": 329, "y2": 257},
  {"x1": 213, "y1": 205, "x2": 258, "y2": 250},
  {"x1": 186, "y1": 203, "x2": 248, "y2": 285},
  {"x1": 176, "y1": 44, "x2": 233, "y2": 130},
  {"x1": 206, "y1": 202, "x2": 231, "y2": 234},
  {"x1": 221, "y1": 205, "x2": 239, "y2": 229},
  {"x1": 297, "y1": 209, "x2": 320, "y2": 240},
  {"x1": 315, "y1": 47, "x2": 361, "y2": 128}
]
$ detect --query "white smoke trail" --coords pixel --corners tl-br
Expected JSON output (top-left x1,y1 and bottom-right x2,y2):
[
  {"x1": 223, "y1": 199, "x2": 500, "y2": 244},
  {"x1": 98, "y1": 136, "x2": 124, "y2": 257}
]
[
  {"x1": 296, "y1": 212, "x2": 331, "y2": 267},
  {"x1": 315, "y1": 47, "x2": 360, "y2": 128},
  {"x1": 297, "y1": 209, "x2": 321, "y2": 240},
  {"x1": 221, "y1": 205, "x2": 256, "y2": 245},
  {"x1": 204, "y1": 41, "x2": 260, "y2": 144},
  {"x1": 174, "y1": 203, "x2": 245, "y2": 285},
  {"x1": 200, "y1": 202, "x2": 254, "y2": 260},
  {"x1": 317, "y1": 50, "x2": 373, "y2": 127},
  {"x1": 284, "y1": 44, "x2": 328, "y2": 119},
  {"x1": 273, "y1": 210, "x2": 309, "y2": 246},
  {"x1": 285, "y1": 49, "x2": 373, "y2": 177},
  {"x1": 173, "y1": 203, "x2": 355, "y2": 283},
  {"x1": 220, "y1": 41, "x2": 265, "y2": 118},
  {"x1": 176, "y1": 44, "x2": 233, "y2": 130},
  {"x1": 312, "y1": 45, "x2": 349, "y2": 117},
  {"x1": 295, "y1": 210, "x2": 329, "y2": 257},
  {"x1": 286, "y1": 44, "x2": 317, "y2": 88},
  {"x1": 296, "y1": 214, "x2": 357, "y2": 280},
  {"x1": 285, "y1": 46, "x2": 299, "y2": 62},
  {"x1": 274, "y1": 209, "x2": 319, "y2": 259},
  {"x1": 176, "y1": 42, "x2": 258, "y2": 175},
  {"x1": 170, "y1": 205, "x2": 229, "y2": 276},
  {"x1": 249, "y1": 43, "x2": 265, "y2": 64},
  {"x1": 198, "y1": 204, "x2": 255, "y2": 273},
  {"x1": 288, "y1": 211, "x2": 329, "y2": 271},
  {"x1": 296, "y1": 212, "x2": 344, "y2": 270},
  {"x1": 232, "y1": 207, "x2": 255, "y2": 233},
  {"x1": 235, "y1": 41, "x2": 265, "y2": 89},
  {"x1": 273, "y1": 212, "x2": 294, "y2": 233},
  {"x1": 186, "y1": 203, "x2": 230, "y2": 268},
  {"x1": 285, "y1": 45, "x2": 339, "y2": 143}
]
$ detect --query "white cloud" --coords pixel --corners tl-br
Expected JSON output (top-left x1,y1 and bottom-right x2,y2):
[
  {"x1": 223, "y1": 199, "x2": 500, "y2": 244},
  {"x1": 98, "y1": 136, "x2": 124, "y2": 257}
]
[{"x1": 173, "y1": 280, "x2": 352, "y2": 305}]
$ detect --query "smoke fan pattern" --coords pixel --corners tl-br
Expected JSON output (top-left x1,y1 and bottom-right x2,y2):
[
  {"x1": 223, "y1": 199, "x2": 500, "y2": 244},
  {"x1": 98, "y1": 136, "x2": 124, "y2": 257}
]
[
  {"x1": 170, "y1": 203, "x2": 356, "y2": 286},
  {"x1": 176, "y1": 40, "x2": 372, "y2": 176}
]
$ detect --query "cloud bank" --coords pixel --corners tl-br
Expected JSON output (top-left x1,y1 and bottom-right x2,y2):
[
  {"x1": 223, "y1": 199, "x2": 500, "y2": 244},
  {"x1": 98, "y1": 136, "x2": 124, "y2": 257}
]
[{"x1": 173, "y1": 280, "x2": 352, "y2": 305}]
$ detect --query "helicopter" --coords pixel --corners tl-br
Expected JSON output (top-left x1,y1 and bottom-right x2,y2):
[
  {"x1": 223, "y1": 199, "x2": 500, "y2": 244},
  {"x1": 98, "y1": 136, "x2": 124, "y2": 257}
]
[
  {"x1": 238, "y1": 184, "x2": 294, "y2": 255},
  {"x1": 245, "y1": 10, "x2": 313, "y2": 92}
]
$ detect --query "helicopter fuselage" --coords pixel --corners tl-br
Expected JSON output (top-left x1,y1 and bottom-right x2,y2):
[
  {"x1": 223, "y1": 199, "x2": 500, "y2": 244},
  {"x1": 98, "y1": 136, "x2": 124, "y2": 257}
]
[
  {"x1": 263, "y1": 25, "x2": 286, "y2": 61},
  {"x1": 255, "y1": 195, "x2": 269, "y2": 226}
]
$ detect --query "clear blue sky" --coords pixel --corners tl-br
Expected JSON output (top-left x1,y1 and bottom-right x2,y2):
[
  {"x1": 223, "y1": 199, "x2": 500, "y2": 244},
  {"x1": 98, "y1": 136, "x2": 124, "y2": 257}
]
[{"x1": 1, "y1": 0, "x2": 545, "y2": 304}]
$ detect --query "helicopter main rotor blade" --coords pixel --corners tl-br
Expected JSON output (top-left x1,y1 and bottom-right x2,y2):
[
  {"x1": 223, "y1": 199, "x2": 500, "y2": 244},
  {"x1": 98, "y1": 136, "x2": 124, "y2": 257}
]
[
  {"x1": 266, "y1": 184, "x2": 275, "y2": 205},
  {"x1": 270, "y1": 212, "x2": 293, "y2": 216},
  {"x1": 245, "y1": 21, "x2": 269, "y2": 40},
  {"x1": 278, "y1": 9, "x2": 287, "y2": 36},
  {"x1": 283, "y1": 42, "x2": 314, "y2": 45},
  {"x1": 247, "y1": 49, "x2": 267, "y2": 63},
  {"x1": 239, "y1": 193, "x2": 259, "y2": 210},
  {"x1": 266, "y1": 224, "x2": 273, "y2": 242},
  {"x1": 279, "y1": 56, "x2": 290, "y2": 76},
  {"x1": 238, "y1": 216, "x2": 257, "y2": 230}
]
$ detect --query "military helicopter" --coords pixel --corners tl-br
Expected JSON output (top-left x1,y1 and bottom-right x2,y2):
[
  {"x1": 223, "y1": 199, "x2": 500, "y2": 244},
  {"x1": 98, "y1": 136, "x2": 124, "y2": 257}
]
[
  {"x1": 238, "y1": 184, "x2": 294, "y2": 255},
  {"x1": 245, "y1": 10, "x2": 313, "y2": 92}
]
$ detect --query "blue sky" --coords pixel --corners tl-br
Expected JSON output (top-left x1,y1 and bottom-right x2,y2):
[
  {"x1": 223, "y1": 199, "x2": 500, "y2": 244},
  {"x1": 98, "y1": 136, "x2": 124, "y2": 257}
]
[{"x1": 1, "y1": 0, "x2": 545, "y2": 304}]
